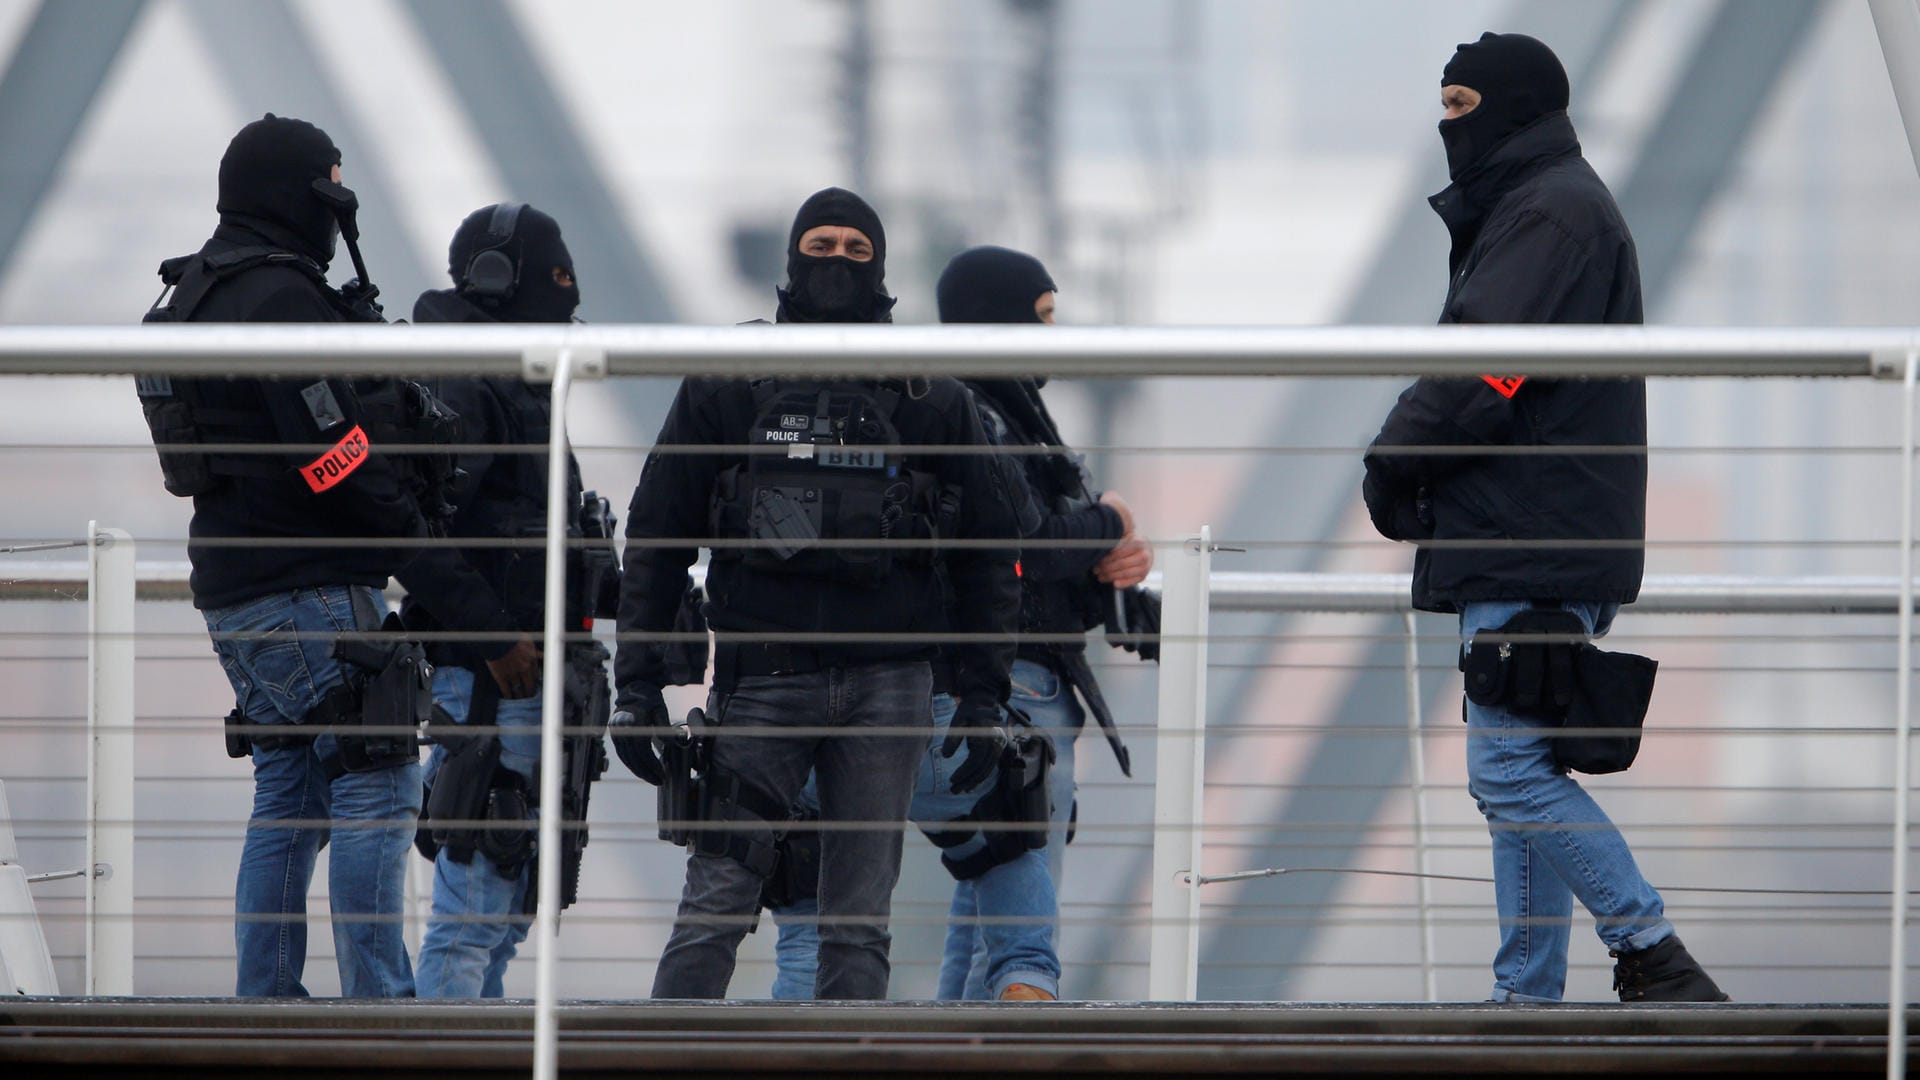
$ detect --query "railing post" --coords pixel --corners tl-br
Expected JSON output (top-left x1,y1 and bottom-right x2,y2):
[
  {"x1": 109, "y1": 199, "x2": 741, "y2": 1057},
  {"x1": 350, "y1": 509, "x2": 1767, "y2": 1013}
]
[
  {"x1": 1148, "y1": 525, "x2": 1212, "y2": 1001},
  {"x1": 1403, "y1": 609, "x2": 1437, "y2": 1002},
  {"x1": 529, "y1": 345, "x2": 602, "y2": 1080},
  {"x1": 1891, "y1": 351, "x2": 1918, "y2": 1080},
  {"x1": 85, "y1": 523, "x2": 134, "y2": 996}
]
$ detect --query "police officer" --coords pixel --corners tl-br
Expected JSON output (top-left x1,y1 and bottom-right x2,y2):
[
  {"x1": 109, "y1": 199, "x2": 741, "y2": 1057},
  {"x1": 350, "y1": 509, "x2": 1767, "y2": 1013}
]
[
  {"x1": 140, "y1": 115, "x2": 505, "y2": 997},
  {"x1": 610, "y1": 188, "x2": 1021, "y2": 1000},
  {"x1": 1362, "y1": 34, "x2": 1726, "y2": 1003},
  {"x1": 768, "y1": 245, "x2": 1152, "y2": 1001},
  {"x1": 404, "y1": 203, "x2": 601, "y2": 998},
  {"x1": 932, "y1": 245, "x2": 1156, "y2": 997}
]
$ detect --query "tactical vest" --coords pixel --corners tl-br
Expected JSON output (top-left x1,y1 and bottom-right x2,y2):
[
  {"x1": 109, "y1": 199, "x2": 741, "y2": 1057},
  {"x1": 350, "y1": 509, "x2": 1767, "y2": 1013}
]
[
  {"x1": 710, "y1": 379, "x2": 952, "y2": 588},
  {"x1": 137, "y1": 248, "x2": 458, "y2": 519}
]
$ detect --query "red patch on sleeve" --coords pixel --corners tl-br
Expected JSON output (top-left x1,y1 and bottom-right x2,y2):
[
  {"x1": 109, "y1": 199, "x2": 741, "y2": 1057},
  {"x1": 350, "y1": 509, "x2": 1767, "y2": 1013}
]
[
  {"x1": 301, "y1": 425, "x2": 370, "y2": 493},
  {"x1": 1481, "y1": 375, "x2": 1526, "y2": 399}
]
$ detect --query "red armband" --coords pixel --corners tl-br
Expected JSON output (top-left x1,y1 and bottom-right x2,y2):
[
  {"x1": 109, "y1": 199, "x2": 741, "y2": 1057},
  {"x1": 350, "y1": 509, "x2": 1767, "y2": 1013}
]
[
  {"x1": 1481, "y1": 375, "x2": 1526, "y2": 399},
  {"x1": 301, "y1": 425, "x2": 370, "y2": 493}
]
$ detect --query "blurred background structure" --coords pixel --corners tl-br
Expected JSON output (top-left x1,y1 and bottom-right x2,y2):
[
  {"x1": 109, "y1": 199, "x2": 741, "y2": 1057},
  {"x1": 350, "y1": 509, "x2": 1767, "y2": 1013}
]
[{"x1": 3, "y1": 0, "x2": 1920, "y2": 1005}]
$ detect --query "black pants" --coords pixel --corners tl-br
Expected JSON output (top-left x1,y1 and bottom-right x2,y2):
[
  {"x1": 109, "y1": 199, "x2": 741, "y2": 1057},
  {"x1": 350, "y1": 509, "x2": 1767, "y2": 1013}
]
[{"x1": 650, "y1": 660, "x2": 932, "y2": 1000}]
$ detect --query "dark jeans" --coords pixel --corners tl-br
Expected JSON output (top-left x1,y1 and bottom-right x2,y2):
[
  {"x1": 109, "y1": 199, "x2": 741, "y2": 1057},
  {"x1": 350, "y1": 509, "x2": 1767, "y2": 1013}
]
[{"x1": 651, "y1": 660, "x2": 932, "y2": 1000}]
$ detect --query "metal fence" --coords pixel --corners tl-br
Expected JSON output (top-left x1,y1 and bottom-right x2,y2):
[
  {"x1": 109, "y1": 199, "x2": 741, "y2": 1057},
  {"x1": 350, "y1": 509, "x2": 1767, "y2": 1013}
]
[{"x1": 1, "y1": 325, "x2": 1918, "y2": 1080}]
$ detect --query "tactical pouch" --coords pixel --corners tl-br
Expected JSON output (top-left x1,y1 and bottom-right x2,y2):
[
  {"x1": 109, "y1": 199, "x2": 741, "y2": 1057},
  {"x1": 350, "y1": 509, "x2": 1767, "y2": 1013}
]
[
  {"x1": 472, "y1": 777, "x2": 536, "y2": 874},
  {"x1": 223, "y1": 706, "x2": 251, "y2": 759},
  {"x1": 1461, "y1": 608, "x2": 1584, "y2": 714},
  {"x1": 331, "y1": 612, "x2": 431, "y2": 773},
  {"x1": 136, "y1": 379, "x2": 216, "y2": 498},
  {"x1": 427, "y1": 722, "x2": 503, "y2": 860},
  {"x1": 1555, "y1": 646, "x2": 1658, "y2": 775}
]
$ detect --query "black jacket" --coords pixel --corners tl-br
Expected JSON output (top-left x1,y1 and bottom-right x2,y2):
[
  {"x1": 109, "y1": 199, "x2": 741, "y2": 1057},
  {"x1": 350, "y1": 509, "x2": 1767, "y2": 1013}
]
[
  {"x1": 169, "y1": 224, "x2": 504, "y2": 636},
  {"x1": 965, "y1": 380, "x2": 1124, "y2": 661},
  {"x1": 1363, "y1": 112, "x2": 1647, "y2": 613},
  {"x1": 399, "y1": 289, "x2": 576, "y2": 665},
  {"x1": 614, "y1": 375, "x2": 1021, "y2": 709}
]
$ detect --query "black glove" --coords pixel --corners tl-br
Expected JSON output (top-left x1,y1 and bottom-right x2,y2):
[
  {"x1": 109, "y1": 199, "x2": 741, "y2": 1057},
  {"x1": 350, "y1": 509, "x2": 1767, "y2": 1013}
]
[
  {"x1": 610, "y1": 683, "x2": 668, "y2": 785},
  {"x1": 941, "y1": 697, "x2": 1008, "y2": 794}
]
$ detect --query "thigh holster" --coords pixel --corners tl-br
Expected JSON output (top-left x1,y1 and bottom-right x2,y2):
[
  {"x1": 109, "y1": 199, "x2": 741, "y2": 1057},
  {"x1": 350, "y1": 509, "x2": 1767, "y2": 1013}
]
[
  {"x1": 696, "y1": 769, "x2": 786, "y2": 879},
  {"x1": 924, "y1": 725, "x2": 1054, "y2": 881},
  {"x1": 327, "y1": 611, "x2": 434, "y2": 772},
  {"x1": 759, "y1": 806, "x2": 822, "y2": 911}
]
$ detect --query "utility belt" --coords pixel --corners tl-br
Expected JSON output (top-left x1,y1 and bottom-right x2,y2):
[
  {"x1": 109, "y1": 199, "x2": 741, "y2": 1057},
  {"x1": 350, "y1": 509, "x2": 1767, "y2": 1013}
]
[
  {"x1": 223, "y1": 598, "x2": 432, "y2": 776},
  {"x1": 710, "y1": 639, "x2": 925, "y2": 693},
  {"x1": 414, "y1": 641, "x2": 611, "y2": 911},
  {"x1": 1460, "y1": 603, "x2": 1659, "y2": 774},
  {"x1": 923, "y1": 714, "x2": 1055, "y2": 881}
]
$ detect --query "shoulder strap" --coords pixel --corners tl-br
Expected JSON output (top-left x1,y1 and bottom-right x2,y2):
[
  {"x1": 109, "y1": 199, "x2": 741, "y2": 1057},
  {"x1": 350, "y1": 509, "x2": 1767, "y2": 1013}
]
[{"x1": 151, "y1": 247, "x2": 323, "y2": 323}]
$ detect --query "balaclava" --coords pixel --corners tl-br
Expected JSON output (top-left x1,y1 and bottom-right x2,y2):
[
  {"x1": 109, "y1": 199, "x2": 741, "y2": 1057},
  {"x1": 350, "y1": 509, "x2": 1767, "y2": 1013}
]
[
  {"x1": 217, "y1": 113, "x2": 344, "y2": 266},
  {"x1": 936, "y1": 245, "x2": 1056, "y2": 324},
  {"x1": 777, "y1": 187, "x2": 894, "y2": 323},
  {"x1": 448, "y1": 203, "x2": 581, "y2": 323},
  {"x1": 1438, "y1": 32, "x2": 1570, "y2": 181},
  {"x1": 936, "y1": 245, "x2": 1065, "y2": 447}
]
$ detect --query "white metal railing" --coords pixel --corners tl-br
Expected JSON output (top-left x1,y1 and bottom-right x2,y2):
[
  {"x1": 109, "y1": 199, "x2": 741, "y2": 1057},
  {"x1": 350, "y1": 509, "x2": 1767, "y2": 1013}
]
[
  {"x1": 1, "y1": 326, "x2": 1917, "y2": 1080},
  {"x1": 25, "y1": 560, "x2": 1918, "y2": 1001},
  {"x1": 0, "y1": 323, "x2": 1913, "y2": 378},
  {"x1": 1145, "y1": 567, "x2": 1920, "y2": 1004}
]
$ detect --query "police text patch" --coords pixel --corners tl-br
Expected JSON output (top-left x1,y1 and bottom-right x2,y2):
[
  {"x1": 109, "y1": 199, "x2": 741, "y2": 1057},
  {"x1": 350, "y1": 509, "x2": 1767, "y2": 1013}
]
[
  {"x1": 302, "y1": 381, "x2": 346, "y2": 430},
  {"x1": 302, "y1": 425, "x2": 370, "y2": 493}
]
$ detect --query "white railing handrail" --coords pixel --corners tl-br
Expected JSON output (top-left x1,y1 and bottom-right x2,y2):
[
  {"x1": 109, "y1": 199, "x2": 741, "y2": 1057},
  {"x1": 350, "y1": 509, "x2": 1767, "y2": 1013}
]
[
  {"x1": 0, "y1": 324, "x2": 1913, "y2": 378},
  {"x1": 4, "y1": 562, "x2": 1912, "y2": 616}
]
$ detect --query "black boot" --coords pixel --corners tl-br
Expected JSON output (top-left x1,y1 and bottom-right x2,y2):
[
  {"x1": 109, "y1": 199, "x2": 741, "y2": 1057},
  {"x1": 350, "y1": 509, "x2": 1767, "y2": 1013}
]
[{"x1": 1611, "y1": 935, "x2": 1730, "y2": 1002}]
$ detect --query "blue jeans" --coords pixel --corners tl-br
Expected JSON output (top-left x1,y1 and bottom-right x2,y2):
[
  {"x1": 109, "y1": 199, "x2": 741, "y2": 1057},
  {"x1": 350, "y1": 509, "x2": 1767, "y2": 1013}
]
[
  {"x1": 1462, "y1": 599, "x2": 1673, "y2": 1002},
  {"x1": 415, "y1": 665, "x2": 543, "y2": 998},
  {"x1": 205, "y1": 585, "x2": 422, "y2": 998},
  {"x1": 938, "y1": 658, "x2": 1080, "y2": 998},
  {"x1": 772, "y1": 683, "x2": 1062, "y2": 1000}
]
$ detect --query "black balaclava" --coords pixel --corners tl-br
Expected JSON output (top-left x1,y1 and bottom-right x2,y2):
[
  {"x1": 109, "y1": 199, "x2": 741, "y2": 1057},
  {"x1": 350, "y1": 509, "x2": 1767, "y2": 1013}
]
[
  {"x1": 448, "y1": 203, "x2": 581, "y2": 323},
  {"x1": 776, "y1": 187, "x2": 895, "y2": 323},
  {"x1": 936, "y1": 245, "x2": 1056, "y2": 324},
  {"x1": 217, "y1": 113, "x2": 344, "y2": 266},
  {"x1": 1438, "y1": 32, "x2": 1570, "y2": 181},
  {"x1": 936, "y1": 245, "x2": 1065, "y2": 447}
]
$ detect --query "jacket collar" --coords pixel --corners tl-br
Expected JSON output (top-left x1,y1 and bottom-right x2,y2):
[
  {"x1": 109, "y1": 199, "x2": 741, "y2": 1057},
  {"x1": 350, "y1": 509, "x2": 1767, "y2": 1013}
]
[
  {"x1": 1428, "y1": 110, "x2": 1582, "y2": 256},
  {"x1": 213, "y1": 215, "x2": 331, "y2": 269}
]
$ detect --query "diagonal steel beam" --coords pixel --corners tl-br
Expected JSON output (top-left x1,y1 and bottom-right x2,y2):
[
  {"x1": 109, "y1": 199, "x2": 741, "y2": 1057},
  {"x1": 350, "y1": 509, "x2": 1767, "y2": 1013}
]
[
  {"x1": 1080, "y1": 0, "x2": 1644, "y2": 1001},
  {"x1": 1616, "y1": 0, "x2": 1834, "y2": 309},
  {"x1": 0, "y1": 0, "x2": 147, "y2": 284},
  {"x1": 401, "y1": 0, "x2": 677, "y2": 323},
  {"x1": 184, "y1": 0, "x2": 436, "y2": 310}
]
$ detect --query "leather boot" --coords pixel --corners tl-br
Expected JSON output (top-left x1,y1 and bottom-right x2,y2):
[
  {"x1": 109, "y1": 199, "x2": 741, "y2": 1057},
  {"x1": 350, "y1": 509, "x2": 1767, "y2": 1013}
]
[{"x1": 1611, "y1": 934, "x2": 1730, "y2": 1002}]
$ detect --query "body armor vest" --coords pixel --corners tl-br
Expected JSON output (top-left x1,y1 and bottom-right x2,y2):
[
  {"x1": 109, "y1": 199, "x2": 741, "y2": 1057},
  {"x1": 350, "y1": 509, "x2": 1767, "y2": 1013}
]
[
  {"x1": 138, "y1": 249, "x2": 458, "y2": 522},
  {"x1": 710, "y1": 379, "x2": 949, "y2": 588}
]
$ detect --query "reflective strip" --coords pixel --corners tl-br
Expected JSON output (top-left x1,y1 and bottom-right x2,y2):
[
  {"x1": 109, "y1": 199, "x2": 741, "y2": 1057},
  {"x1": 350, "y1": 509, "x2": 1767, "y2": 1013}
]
[
  {"x1": 301, "y1": 424, "x2": 370, "y2": 493},
  {"x1": 1481, "y1": 375, "x2": 1525, "y2": 398}
]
